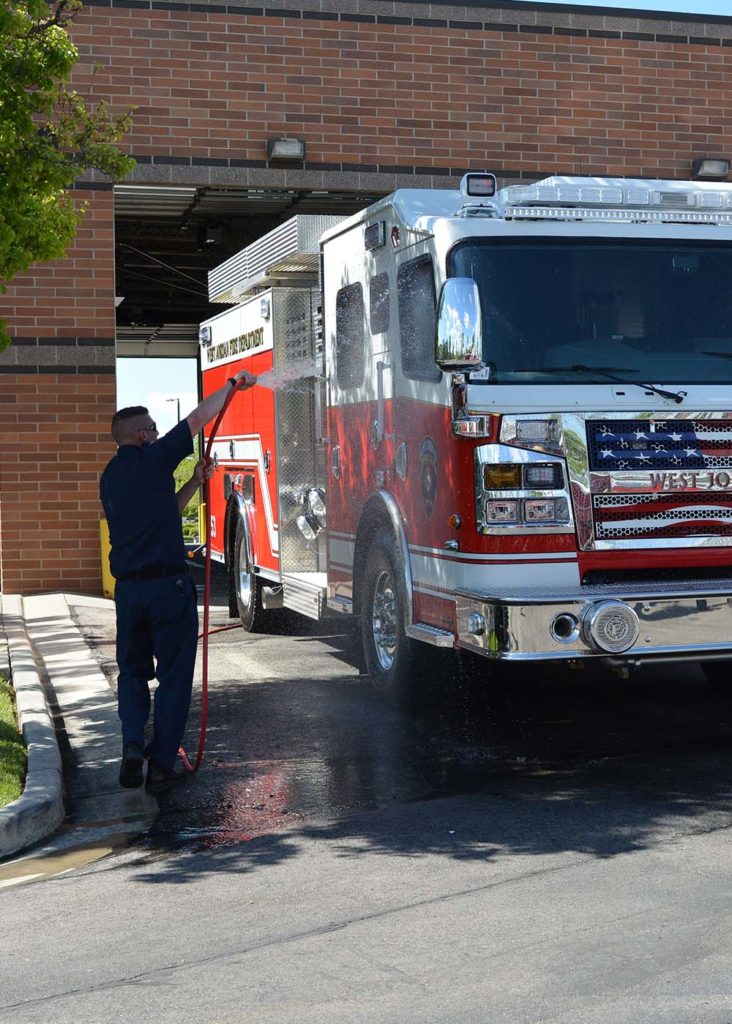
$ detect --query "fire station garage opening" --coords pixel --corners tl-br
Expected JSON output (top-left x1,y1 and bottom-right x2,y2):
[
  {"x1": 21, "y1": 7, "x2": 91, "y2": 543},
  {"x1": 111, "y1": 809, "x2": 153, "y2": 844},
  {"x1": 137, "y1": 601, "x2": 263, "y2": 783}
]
[{"x1": 114, "y1": 185, "x2": 385, "y2": 358}]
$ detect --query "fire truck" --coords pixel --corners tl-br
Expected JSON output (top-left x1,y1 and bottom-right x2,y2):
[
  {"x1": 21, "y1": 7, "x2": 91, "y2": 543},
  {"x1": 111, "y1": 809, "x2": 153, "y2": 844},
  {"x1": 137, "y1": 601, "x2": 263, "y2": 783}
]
[{"x1": 200, "y1": 172, "x2": 732, "y2": 703}]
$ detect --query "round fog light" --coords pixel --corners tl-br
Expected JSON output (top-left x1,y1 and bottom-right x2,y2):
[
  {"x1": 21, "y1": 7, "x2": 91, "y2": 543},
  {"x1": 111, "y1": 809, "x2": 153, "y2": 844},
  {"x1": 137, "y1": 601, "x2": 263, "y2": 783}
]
[
  {"x1": 551, "y1": 612, "x2": 580, "y2": 644},
  {"x1": 583, "y1": 601, "x2": 639, "y2": 654}
]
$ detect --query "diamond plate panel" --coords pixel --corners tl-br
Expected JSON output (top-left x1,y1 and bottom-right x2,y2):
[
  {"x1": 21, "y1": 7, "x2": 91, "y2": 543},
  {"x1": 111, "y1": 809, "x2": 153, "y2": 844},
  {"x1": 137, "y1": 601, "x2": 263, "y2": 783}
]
[{"x1": 273, "y1": 288, "x2": 326, "y2": 574}]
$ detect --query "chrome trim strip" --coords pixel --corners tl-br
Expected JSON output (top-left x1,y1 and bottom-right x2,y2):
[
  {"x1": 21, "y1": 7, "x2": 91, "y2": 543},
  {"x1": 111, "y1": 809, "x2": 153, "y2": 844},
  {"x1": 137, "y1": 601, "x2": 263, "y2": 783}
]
[
  {"x1": 590, "y1": 470, "x2": 732, "y2": 493},
  {"x1": 456, "y1": 577, "x2": 732, "y2": 602},
  {"x1": 408, "y1": 542, "x2": 577, "y2": 562}
]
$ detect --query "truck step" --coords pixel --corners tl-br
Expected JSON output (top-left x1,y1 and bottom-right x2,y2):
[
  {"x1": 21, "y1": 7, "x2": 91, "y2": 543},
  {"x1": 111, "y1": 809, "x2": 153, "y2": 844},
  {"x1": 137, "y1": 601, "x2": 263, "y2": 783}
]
[
  {"x1": 282, "y1": 572, "x2": 326, "y2": 621},
  {"x1": 405, "y1": 622, "x2": 455, "y2": 648}
]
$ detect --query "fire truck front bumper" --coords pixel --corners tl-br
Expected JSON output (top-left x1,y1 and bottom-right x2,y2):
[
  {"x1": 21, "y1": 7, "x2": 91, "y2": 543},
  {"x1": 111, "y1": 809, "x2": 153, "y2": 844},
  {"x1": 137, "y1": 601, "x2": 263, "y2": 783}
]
[{"x1": 455, "y1": 578, "x2": 732, "y2": 664}]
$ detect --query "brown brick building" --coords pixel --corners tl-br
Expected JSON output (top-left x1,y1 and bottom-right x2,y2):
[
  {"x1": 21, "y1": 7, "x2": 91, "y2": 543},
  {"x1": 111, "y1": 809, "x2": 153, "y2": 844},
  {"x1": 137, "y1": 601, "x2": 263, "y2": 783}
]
[{"x1": 1, "y1": 0, "x2": 732, "y2": 594}]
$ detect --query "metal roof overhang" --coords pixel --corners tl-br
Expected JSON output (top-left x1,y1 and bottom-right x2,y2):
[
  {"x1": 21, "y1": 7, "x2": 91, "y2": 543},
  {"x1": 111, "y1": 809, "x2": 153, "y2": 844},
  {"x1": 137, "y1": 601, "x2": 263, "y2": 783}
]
[{"x1": 114, "y1": 184, "x2": 381, "y2": 357}]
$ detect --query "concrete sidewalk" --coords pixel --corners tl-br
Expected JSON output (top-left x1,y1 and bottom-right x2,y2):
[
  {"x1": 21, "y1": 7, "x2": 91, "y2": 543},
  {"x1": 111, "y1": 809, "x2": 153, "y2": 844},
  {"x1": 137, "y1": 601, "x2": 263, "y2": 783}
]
[{"x1": 0, "y1": 592, "x2": 156, "y2": 861}]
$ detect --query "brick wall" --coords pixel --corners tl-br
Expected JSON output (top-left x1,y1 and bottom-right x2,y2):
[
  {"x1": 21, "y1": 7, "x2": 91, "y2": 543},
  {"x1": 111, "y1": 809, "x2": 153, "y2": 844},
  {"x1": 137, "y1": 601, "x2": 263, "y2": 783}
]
[
  {"x1": 70, "y1": 1, "x2": 732, "y2": 182},
  {"x1": 0, "y1": 188, "x2": 117, "y2": 595}
]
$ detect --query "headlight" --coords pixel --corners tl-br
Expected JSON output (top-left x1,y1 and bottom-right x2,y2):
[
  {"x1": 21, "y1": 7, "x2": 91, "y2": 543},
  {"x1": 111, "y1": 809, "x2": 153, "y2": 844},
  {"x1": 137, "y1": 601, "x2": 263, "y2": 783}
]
[
  {"x1": 523, "y1": 463, "x2": 563, "y2": 488},
  {"x1": 475, "y1": 443, "x2": 574, "y2": 534},
  {"x1": 483, "y1": 463, "x2": 563, "y2": 490},
  {"x1": 485, "y1": 500, "x2": 520, "y2": 523},
  {"x1": 524, "y1": 498, "x2": 569, "y2": 522}
]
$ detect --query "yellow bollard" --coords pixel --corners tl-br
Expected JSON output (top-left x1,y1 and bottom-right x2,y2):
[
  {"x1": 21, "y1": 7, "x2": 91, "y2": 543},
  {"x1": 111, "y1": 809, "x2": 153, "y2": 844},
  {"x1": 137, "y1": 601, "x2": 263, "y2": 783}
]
[{"x1": 99, "y1": 518, "x2": 115, "y2": 599}]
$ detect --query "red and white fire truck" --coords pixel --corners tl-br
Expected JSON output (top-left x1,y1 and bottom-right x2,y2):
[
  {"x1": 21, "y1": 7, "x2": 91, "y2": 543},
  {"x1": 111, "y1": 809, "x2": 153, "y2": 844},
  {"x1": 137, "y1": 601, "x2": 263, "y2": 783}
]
[{"x1": 200, "y1": 172, "x2": 732, "y2": 702}]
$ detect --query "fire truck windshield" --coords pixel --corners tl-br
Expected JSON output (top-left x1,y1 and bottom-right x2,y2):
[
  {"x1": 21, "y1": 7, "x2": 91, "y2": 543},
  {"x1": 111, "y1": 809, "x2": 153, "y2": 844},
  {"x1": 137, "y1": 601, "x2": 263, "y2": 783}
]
[{"x1": 449, "y1": 239, "x2": 732, "y2": 385}]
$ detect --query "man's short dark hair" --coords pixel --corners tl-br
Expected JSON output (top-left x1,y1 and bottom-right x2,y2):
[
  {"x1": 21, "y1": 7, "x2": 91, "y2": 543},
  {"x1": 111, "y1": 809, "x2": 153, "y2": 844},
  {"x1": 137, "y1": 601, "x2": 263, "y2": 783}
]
[
  {"x1": 112, "y1": 405, "x2": 149, "y2": 426},
  {"x1": 111, "y1": 406, "x2": 149, "y2": 443}
]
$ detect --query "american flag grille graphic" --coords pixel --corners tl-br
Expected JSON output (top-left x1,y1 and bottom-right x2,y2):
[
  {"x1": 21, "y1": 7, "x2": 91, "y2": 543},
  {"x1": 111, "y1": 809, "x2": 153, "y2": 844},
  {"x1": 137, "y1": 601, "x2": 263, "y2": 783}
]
[
  {"x1": 593, "y1": 492, "x2": 732, "y2": 539},
  {"x1": 587, "y1": 420, "x2": 732, "y2": 471},
  {"x1": 587, "y1": 420, "x2": 732, "y2": 541}
]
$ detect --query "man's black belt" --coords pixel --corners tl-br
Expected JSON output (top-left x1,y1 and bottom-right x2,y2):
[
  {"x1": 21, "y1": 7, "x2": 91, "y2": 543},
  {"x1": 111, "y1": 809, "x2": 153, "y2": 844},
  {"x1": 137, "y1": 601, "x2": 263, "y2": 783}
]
[{"x1": 117, "y1": 565, "x2": 187, "y2": 582}]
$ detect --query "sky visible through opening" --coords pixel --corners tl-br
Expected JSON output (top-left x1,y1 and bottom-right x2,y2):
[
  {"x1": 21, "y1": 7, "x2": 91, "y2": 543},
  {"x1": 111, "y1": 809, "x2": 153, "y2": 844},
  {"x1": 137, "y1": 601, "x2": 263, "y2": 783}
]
[{"x1": 512, "y1": 1, "x2": 732, "y2": 13}]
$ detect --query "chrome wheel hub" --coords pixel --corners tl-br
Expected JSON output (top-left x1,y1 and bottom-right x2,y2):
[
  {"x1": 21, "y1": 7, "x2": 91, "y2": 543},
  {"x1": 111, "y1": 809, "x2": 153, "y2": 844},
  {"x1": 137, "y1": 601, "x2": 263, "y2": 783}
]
[
  {"x1": 238, "y1": 537, "x2": 252, "y2": 610},
  {"x1": 371, "y1": 569, "x2": 398, "y2": 672}
]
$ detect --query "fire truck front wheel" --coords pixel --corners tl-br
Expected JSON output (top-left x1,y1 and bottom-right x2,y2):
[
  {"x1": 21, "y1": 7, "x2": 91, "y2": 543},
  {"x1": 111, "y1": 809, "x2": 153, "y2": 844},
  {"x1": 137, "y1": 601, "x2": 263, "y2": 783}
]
[
  {"x1": 233, "y1": 517, "x2": 266, "y2": 632},
  {"x1": 361, "y1": 533, "x2": 426, "y2": 708}
]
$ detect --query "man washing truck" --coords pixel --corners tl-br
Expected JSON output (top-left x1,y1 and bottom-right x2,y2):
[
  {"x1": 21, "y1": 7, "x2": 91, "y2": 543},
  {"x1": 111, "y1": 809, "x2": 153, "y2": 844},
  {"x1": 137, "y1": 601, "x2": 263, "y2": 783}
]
[{"x1": 101, "y1": 369, "x2": 257, "y2": 790}]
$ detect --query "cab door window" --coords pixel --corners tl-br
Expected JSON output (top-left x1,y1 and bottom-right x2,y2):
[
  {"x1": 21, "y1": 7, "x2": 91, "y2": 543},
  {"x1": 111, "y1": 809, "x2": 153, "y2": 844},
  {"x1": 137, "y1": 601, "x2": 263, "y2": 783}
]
[{"x1": 397, "y1": 257, "x2": 440, "y2": 381}]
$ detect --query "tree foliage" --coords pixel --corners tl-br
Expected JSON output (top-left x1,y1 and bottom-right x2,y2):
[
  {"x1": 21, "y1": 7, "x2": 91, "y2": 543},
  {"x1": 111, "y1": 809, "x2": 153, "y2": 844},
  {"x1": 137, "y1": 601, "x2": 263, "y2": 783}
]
[
  {"x1": 0, "y1": 0, "x2": 135, "y2": 350},
  {"x1": 174, "y1": 437, "x2": 202, "y2": 522}
]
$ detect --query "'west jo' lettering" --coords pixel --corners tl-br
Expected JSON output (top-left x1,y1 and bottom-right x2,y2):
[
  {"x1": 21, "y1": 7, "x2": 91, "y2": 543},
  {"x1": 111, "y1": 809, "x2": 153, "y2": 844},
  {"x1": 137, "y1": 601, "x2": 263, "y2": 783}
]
[{"x1": 649, "y1": 471, "x2": 732, "y2": 490}]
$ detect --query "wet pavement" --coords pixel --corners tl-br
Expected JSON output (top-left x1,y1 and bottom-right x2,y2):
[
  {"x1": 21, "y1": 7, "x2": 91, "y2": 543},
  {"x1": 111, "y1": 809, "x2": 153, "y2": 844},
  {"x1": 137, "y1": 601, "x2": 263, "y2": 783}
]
[{"x1": 68, "y1": 560, "x2": 732, "y2": 858}]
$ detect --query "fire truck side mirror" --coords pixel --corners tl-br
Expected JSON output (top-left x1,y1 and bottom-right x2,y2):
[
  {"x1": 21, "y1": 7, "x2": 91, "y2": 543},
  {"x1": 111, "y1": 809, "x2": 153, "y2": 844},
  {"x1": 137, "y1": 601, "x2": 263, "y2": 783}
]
[{"x1": 435, "y1": 278, "x2": 483, "y2": 370}]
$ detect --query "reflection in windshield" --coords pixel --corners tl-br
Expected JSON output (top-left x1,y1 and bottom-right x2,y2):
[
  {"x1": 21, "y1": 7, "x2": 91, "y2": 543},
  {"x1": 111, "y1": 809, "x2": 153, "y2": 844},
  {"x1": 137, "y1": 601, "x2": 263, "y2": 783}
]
[{"x1": 449, "y1": 240, "x2": 732, "y2": 385}]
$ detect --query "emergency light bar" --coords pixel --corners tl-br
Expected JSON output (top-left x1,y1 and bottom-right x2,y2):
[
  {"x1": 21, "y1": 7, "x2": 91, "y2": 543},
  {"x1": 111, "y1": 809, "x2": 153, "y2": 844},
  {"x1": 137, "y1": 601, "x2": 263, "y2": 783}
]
[
  {"x1": 505, "y1": 206, "x2": 732, "y2": 225},
  {"x1": 499, "y1": 176, "x2": 732, "y2": 224}
]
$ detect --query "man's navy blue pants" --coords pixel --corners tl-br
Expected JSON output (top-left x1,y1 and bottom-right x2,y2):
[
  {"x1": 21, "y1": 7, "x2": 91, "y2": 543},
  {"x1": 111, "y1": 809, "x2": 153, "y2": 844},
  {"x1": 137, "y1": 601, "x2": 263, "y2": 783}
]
[{"x1": 114, "y1": 574, "x2": 198, "y2": 771}]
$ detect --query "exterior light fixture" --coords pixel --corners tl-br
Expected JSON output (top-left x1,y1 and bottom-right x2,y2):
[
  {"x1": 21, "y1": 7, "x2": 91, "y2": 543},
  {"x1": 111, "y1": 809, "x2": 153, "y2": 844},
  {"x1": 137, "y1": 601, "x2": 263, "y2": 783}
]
[
  {"x1": 267, "y1": 137, "x2": 306, "y2": 161},
  {"x1": 692, "y1": 158, "x2": 730, "y2": 181}
]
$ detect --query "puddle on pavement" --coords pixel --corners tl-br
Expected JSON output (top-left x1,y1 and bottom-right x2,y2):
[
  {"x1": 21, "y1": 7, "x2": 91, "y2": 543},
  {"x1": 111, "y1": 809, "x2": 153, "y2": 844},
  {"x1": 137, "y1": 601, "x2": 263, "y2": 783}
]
[
  {"x1": 149, "y1": 743, "x2": 576, "y2": 853},
  {"x1": 0, "y1": 829, "x2": 140, "y2": 889}
]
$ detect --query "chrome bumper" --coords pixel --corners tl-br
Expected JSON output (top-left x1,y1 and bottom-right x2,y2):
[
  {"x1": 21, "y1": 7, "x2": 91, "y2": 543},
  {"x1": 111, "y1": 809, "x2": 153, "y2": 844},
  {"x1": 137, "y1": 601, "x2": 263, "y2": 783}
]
[{"x1": 455, "y1": 578, "x2": 732, "y2": 663}]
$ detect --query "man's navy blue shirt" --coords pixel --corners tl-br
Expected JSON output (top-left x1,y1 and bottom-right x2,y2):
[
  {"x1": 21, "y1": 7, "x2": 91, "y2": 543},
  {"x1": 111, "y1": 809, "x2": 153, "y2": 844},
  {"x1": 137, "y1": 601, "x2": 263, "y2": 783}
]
[{"x1": 100, "y1": 419, "x2": 194, "y2": 579}]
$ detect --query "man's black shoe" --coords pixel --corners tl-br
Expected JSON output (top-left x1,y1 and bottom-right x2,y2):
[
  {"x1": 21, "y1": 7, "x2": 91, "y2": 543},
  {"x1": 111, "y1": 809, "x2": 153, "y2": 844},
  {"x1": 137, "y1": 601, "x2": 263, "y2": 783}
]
[
  {"x1": 119, "y1": 742, "x2": 145, "y2": 788},
  {"x1": 146, "y1": 759, "x2": 188, "y2": 793}
]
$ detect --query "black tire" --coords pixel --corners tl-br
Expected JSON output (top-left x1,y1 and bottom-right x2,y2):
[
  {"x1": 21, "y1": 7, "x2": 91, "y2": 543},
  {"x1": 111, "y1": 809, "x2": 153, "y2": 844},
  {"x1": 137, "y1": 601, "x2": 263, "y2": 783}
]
[
  {"x1": 233, "y1": 516, "x2": 267, "y2": 632},
  {"x1": 360, "y1": 531, "x2": 430, "y2": 708}
]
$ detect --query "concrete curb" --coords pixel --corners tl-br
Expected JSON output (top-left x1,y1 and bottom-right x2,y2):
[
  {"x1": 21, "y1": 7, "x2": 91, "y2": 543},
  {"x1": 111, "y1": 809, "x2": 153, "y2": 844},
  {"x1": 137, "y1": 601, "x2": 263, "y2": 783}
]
[{"x1": 0, "y1": 595, "x2": 65, "y2": 860}]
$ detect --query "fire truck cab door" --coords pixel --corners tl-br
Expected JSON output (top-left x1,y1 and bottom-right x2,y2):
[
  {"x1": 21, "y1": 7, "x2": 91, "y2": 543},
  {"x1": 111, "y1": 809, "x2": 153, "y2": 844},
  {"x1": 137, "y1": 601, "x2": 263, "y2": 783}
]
[{"x1": 323, "y1": 230, "x2": 394, "y2": 609}]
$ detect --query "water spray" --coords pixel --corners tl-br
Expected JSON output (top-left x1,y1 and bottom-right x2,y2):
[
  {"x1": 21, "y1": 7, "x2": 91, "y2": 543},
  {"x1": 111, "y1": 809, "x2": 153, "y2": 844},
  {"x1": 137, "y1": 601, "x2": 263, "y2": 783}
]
[
  {"x1": 178, "y1": 375, "x2": 252, "y2": 774},
  {"x1": 178, "y1": 359, "x2": 318, "y2": 774}
]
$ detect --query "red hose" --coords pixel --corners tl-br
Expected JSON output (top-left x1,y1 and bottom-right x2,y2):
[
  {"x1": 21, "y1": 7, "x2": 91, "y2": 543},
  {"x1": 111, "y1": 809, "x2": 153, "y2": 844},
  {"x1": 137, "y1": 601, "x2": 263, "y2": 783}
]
[{"x1": 179, "y1": 378, "x2": 247, "y2": 774}]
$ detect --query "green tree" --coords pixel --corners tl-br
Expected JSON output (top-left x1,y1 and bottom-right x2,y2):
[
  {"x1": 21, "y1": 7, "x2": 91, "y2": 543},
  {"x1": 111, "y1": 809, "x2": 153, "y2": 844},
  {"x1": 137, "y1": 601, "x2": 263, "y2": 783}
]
[
  {"x1": 0, "y1": 0, "x2": 135, "y2": 351},
  {"x1": 174, "y1": 438, "x2": 202, "y2": 541}
]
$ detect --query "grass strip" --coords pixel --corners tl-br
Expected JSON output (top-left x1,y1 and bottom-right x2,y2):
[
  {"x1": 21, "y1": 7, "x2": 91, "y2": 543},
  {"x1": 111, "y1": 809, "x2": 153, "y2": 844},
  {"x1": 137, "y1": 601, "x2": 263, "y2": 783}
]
[{"x1": 0, "y1": 674, "x2": 26, "y2": 809}]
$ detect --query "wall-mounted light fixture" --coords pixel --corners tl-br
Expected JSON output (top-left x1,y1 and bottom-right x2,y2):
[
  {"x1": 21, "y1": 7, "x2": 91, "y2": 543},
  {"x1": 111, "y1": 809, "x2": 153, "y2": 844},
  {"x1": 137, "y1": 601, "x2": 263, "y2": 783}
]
[
  {"x1": 692, "y1": 158, "x2": 730, "y2": 181},
  {"x1": 267, "y1": 137, "x2": 306, "y2": 161}
]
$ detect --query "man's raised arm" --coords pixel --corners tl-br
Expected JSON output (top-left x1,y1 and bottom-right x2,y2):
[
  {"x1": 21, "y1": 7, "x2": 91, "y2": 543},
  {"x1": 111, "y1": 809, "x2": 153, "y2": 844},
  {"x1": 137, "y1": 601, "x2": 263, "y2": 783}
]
[{"x1": 185, "y1": 369, "x2": 257, "y2": 437}]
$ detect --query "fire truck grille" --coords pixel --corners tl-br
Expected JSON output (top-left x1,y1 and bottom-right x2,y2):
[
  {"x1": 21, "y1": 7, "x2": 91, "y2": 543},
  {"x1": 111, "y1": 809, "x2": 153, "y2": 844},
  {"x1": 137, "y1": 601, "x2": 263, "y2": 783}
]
[
  {"x1": 586, "y1": 419, "x2": 732, "y2": 542},
  {"x1": 593, "y1": 492, "x2": 732, "y2": 540}
]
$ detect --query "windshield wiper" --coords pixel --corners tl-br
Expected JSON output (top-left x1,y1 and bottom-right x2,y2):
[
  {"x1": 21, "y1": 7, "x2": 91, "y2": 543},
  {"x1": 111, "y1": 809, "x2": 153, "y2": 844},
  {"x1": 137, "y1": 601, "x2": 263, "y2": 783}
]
[{"x1": 539, "y1": 364, "x2": 685, "y2": 404}]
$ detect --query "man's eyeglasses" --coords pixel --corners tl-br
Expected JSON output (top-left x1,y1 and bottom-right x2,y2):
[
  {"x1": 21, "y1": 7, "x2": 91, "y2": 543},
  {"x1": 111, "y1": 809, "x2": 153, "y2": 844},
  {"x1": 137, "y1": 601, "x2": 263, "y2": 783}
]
[{"x1": 142, "y1": 423, "x2": 157, "y2": 433}]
